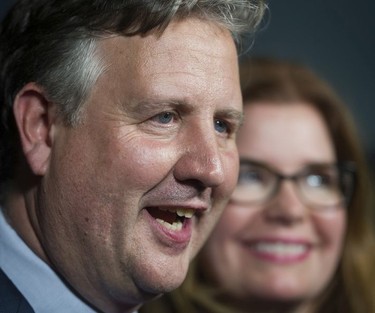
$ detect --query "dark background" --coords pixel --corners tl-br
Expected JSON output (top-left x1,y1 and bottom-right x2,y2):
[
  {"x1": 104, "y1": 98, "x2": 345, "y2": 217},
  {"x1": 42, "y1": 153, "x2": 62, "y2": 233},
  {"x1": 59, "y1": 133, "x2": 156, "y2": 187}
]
[
  {"x1": 248, "y1": 0, "x2": 375, "y2": 168},
  {"x1": 1, "y1": 0, "x2": 374, "y2": 167}
]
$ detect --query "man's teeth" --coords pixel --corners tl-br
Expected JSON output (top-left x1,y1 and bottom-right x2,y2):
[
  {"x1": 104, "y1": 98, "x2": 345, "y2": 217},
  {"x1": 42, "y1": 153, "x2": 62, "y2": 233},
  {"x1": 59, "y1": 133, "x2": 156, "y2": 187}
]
[
  {"x1": 155, "y1": 208, "x2": 194, "y2": 231},
  {"x1": 159, "y1": 207, "x2": 194, "y2": 218},
  {"x1": 156, "y1": 218, "x2": 183, "y2": 231},
  {"x1": 254, "y1": 242, "x2": 307, "y2": 256},
  {"x1": 176, "y1": 208, "x2": 194, "y2": 218}
]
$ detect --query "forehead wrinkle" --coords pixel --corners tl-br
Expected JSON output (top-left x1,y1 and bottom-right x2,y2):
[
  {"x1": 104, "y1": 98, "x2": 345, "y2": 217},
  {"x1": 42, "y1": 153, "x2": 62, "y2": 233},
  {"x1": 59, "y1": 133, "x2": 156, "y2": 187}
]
[{"x1": 142, "y1": 47, "x2": 231, "y2": 79}]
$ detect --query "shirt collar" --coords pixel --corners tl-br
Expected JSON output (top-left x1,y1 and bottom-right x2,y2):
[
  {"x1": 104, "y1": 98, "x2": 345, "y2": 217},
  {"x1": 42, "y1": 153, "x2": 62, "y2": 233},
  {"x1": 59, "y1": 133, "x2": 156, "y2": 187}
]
[{"x1": 0, "y1": 208, "x2": 98, "y2": 313}]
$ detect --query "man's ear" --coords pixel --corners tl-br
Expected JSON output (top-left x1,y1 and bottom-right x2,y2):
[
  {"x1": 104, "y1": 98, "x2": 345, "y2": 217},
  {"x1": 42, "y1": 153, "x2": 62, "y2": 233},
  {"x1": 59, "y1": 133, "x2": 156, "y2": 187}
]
[{"x1": 13, "y1": 83, "x2": 56, "y2": 176}]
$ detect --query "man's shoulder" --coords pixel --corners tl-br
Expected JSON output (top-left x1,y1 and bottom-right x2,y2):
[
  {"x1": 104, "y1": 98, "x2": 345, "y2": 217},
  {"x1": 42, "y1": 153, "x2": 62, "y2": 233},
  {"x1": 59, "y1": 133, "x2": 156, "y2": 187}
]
[{"x1": 0, "y1": 268, "x2": 35, "y2": 313}]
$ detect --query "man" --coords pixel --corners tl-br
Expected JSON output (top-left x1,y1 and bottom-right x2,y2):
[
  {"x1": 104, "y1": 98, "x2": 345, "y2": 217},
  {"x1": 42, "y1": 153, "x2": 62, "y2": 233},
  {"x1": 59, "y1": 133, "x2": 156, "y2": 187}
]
[{"x1": 0, "y1": 1, "x2": 265, "y2": 312}]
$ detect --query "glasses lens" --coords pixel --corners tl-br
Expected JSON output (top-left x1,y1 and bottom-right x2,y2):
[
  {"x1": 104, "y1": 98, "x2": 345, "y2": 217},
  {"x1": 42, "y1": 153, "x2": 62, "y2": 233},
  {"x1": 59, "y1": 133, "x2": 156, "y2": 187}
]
[
  {"x1": 298, "y1": 165, "x2": 348, "y2": 207},
  {"x1": 232, "y1": 162, "x2": 276, "y2": 204}
]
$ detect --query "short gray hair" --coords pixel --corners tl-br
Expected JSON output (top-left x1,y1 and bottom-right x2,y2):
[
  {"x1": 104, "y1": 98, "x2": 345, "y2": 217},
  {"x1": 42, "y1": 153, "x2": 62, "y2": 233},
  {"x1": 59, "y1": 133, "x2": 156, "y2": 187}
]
[{"x1": 0, "y1": 0, "x2": 267, "y2": 188}]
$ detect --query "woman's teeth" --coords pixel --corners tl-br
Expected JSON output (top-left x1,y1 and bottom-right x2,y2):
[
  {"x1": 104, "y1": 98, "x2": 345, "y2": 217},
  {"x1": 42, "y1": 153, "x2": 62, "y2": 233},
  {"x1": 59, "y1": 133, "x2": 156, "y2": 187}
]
[{"x1": 254, "y1": 242, "x2": 307, "y2": 256}]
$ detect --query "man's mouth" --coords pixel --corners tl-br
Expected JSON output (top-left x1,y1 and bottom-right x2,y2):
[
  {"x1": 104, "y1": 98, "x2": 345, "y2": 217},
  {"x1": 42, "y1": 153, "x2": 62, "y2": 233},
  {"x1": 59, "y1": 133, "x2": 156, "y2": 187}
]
[{"x1": 146, "y1": 207, "x2": 194, "y2": 231}]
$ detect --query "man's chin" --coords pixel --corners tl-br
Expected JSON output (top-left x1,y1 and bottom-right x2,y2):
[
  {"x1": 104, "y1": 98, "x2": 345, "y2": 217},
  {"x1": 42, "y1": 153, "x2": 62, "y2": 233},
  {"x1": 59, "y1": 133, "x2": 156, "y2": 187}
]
[{"x1": 136, "y1": 266, "x2": 188, "y2": 297}]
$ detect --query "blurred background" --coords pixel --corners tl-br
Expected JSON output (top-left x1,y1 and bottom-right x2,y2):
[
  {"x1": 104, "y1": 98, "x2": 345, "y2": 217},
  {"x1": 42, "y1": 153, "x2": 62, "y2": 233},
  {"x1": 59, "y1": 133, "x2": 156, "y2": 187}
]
[
  {"x1": 1, "y1": 0, "x2": 374, "y2": 168},
  {"x1": 247, "y1": 0, "x2": 375, "y2": 171}
]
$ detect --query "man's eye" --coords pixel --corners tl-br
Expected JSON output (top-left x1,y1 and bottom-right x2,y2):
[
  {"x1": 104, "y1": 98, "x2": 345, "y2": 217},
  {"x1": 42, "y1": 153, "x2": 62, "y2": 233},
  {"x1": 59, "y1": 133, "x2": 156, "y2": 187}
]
[
  {"x1": 214, "y1": 119, "x2": 229, "y2": 134},
  {"x1": 153, "y1": 112, "x2": 175, "y2": 124}
]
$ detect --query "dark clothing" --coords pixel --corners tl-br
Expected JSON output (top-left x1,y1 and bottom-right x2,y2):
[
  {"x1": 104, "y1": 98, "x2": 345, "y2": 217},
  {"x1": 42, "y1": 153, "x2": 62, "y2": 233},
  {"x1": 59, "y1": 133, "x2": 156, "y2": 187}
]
[{"x1": 0, "y1": 268, "x2": 34, "y2": 313}]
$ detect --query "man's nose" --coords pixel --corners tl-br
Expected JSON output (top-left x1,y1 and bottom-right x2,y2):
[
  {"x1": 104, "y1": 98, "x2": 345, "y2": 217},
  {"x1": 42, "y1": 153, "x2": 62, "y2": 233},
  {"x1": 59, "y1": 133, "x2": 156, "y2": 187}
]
[
  {"x1": 263, "y1": 180, "x2": 307, "y2": 225},
  {"x1": 173, "y1": 127, "x2": 225, "y2": 188}
]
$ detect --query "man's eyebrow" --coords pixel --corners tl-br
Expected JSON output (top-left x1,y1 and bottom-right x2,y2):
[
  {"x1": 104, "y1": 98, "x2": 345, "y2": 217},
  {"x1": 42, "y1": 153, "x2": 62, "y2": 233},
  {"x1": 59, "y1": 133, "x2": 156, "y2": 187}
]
[
  {"x1": 216, "y1": 109, "x2": 244, "y2": 125},
  {"x1": 126, "y1": 99, "x2": 189, "y2": 111}
]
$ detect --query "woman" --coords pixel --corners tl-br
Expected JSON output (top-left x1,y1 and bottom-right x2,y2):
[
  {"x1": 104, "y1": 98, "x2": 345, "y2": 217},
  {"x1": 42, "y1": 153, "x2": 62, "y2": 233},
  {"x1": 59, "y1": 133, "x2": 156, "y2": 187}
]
[{"x1": 140, "y1": 58, "x2": 375, "y2": 313}]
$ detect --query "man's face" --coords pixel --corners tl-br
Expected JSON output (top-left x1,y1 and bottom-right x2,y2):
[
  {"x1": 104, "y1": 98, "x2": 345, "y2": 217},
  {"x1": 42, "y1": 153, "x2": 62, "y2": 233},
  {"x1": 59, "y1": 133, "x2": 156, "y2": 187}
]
[{"x1": 37, "y1": 19, "x2": 241, "y2": 310}]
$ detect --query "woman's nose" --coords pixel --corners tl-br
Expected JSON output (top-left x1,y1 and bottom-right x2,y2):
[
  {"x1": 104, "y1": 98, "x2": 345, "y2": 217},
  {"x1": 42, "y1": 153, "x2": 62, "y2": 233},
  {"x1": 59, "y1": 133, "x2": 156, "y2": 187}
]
[{"x1": 263, "y1": 180, "x2": 308, "y2": 225}]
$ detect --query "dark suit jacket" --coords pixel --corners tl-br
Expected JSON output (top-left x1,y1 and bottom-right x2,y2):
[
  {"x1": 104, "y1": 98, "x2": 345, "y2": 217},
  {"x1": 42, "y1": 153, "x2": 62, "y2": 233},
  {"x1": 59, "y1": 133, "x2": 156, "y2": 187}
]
[{"x1": 0, "y1": 268, "x2": 34, "y2": 313}]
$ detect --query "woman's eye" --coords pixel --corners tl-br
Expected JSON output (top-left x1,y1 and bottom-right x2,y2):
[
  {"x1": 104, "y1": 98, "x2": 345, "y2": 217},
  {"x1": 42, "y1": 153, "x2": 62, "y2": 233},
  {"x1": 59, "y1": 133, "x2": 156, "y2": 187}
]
[
  {"x1": 214, "y1": 119, "x2": 229, "y2": 134},
  {"x1": 238, "y1": 170, "x2": 262, "y2": 184},
  {"x1": 306, "y1": 174, "x2": 334, "y2": 188}
]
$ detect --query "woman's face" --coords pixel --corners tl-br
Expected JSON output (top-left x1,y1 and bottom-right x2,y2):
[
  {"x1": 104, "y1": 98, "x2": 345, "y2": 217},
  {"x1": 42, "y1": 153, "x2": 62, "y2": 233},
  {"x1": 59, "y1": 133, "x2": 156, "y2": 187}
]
[{"x1": 201, "y1": 102, "x2": 347, "y2": 302}]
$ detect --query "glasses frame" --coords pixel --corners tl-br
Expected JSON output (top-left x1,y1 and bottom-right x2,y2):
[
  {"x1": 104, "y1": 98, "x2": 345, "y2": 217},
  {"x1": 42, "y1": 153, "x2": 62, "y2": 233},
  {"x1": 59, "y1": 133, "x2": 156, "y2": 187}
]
[{"x1": 233, "y1": 159, "x2": 357, "y2": 210}]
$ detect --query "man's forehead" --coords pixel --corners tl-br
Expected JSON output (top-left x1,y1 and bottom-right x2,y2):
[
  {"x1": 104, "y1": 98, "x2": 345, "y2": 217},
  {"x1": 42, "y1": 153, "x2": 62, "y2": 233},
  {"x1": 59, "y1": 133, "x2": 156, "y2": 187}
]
[{"x1": 98, "y1": 18, "x2": 236, "y2": 62}]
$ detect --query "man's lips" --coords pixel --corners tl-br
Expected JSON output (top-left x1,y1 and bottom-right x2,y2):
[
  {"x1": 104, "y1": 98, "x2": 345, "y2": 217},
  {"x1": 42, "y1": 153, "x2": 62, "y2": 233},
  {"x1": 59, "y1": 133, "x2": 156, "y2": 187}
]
[
  {"x1": 143, "y1": 204, "x2": 209, "y2": 250},
  {"x1": 147, "y1": 207, "x2": 194, "y2": 231}
]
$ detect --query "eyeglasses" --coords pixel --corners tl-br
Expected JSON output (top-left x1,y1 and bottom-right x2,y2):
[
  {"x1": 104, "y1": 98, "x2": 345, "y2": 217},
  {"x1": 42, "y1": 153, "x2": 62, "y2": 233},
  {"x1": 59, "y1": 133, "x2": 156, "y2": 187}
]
[{"x1": 231, "y1": 160, "x2": 356, "y2": 210}]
